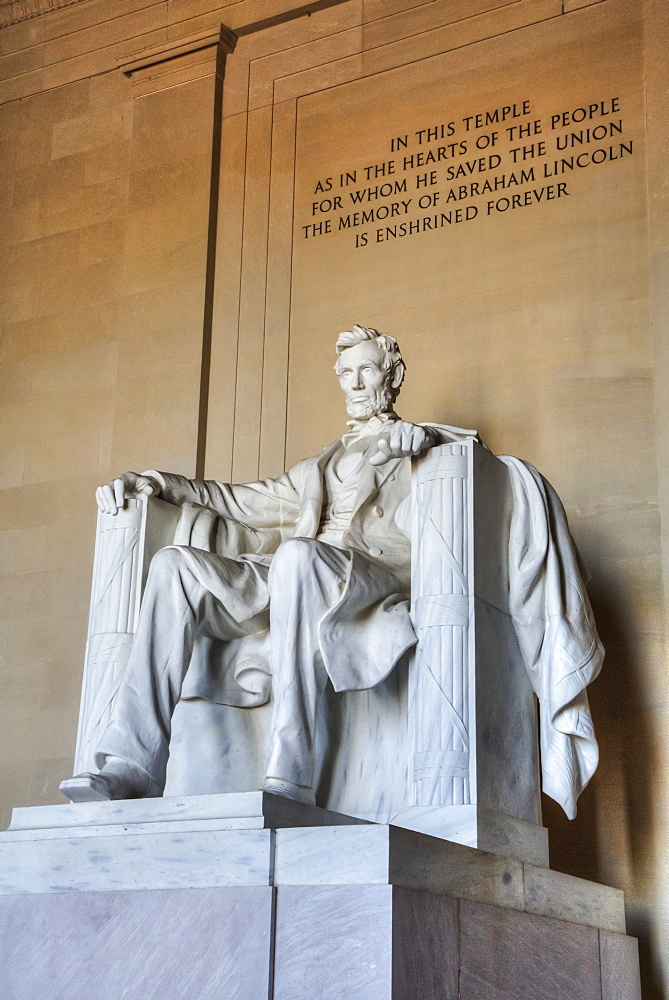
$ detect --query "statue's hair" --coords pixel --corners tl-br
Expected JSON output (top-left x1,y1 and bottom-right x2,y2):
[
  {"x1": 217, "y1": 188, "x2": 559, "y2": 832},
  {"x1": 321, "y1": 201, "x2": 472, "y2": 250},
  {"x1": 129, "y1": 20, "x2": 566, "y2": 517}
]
[{"x1": 335, "y1": 324, "x2": 406, "y2": 400}]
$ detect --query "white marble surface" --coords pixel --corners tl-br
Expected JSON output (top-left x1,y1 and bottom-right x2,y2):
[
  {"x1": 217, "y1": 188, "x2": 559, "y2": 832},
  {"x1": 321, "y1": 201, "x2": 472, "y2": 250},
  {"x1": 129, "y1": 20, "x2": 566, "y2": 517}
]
[
  {"x1": 75, "y1": 494, "x2": 181, "y2": 775},
  {"x1": 274, "y1": 885, "x2": 394, "y2": 1000},
  {"x1": 0, "y1": 886, "x2": 274, "y2": 1000},
  {"x1": 7, "y1": 790, "x2": 365, "y2": 837},
  {"x1": 0, "y1": 880, "x2": 639, "y2": 1000},
  {"x1": 0, "y1": 790, "x2": 626, "y2": 933},
  {"x1": 273, "y1": 884, "x2": 462, "y2": 1000},
  {"x1": 390, "y1": 803, "x2": 549, "y2": 867},
  {"x1": 274, "y1": 824, "x2": 526, "y2": 907},
  {"x1": 273, "y1": 824, "x2": 626, "y2": 934},
  {"x1": 0, "y1": 792, "x2": 363, "y2": 895},
  {"x1": 0, "y1": 828, "x2": 271, "y2": 895}
]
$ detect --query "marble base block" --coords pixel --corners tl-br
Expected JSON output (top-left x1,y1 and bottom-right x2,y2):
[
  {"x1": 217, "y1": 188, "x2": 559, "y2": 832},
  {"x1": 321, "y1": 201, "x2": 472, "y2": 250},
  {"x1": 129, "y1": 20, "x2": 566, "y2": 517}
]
[
  {"x1": 0, "y1": 886, "x2": 274, "y2": 1000},
  {"x1": 0, "y1": 796, "x2": 641, "y2": 1000},
  {"x1": 274, "y1": 824, "x2": 625, "y2": 933},
  {"x1": 273, "y1": 885, "x2": 640, "y2": 1000},
  {"x1": 0, "y1": 791, "x2": 364, "y2": 894},
  {"x1": 0, "y1": 796, "x2": 621, "y2": 930},
  {"x1": 0, "y1": 882, "x2": 640, "y2": 1000},
  {"x1": 391, "y1": 802, "x2": 549, "y2": 866},
  {"x1": 6, "y1": 789, "x2": 366, "y2": 837}
]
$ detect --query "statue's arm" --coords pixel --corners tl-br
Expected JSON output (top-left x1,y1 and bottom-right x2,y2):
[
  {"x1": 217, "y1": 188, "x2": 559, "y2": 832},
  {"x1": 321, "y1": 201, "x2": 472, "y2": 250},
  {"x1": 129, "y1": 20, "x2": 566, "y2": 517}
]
[
  {"x1": 96, "y1": 465, "x2": 305, "y2": 534},
  {"x1": 145, "y1": 469, "x2": 303, "y2": 531}
]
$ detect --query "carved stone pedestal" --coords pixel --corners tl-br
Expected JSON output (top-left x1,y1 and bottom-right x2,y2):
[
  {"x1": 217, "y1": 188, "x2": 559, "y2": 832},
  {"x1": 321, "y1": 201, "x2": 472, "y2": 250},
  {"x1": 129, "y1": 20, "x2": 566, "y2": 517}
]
[{"x1": 0, "y1": 794, "x2": 641, "y2": 1000}]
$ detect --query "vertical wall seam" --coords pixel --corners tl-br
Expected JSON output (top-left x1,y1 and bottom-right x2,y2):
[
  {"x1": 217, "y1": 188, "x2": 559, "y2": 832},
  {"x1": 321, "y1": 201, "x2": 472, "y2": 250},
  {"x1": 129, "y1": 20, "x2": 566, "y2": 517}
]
[
  {"x1": 283, "y1": 95, "x2": 298, "y2": 473},
  {"x1": 257, "y1": 96, "x2": 276, "y2": 480},
  {"x1": 195, "y1": 51, "x2": 225, "y2": 479},
  {"x1": 229, "y1": 56, "x2": 252, "y2": 480}
]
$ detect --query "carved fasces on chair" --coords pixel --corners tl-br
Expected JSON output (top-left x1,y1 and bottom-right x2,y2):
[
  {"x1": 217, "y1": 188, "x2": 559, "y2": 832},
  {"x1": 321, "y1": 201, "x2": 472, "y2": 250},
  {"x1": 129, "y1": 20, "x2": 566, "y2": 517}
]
[
  {"x1": 408, "y1": 439, "x2": 544, "y2": 861},
  {"x1": 73, "y1": 497, "x2": 180, "y2": 774},
  {"x1": 410, "y1": 443, "x2": 472, "y2": 808}
]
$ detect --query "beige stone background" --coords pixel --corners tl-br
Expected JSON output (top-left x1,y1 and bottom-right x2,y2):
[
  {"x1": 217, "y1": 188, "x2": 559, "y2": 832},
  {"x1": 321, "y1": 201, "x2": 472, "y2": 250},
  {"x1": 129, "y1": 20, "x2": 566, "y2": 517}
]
[{"x1": 0, "y1": 0, "x2": 667, "y2": 995}]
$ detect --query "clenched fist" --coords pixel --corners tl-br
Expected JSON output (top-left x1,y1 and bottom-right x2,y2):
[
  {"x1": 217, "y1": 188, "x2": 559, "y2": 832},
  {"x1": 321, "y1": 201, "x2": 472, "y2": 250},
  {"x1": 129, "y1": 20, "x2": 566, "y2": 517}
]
[{"x1": 369, "y1": 422, "x2": 437, "y2": 466}]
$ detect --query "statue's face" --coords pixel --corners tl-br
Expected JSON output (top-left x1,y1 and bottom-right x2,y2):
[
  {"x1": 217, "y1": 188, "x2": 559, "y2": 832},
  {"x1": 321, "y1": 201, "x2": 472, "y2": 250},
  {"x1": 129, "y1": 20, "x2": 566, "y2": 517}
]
[{"x1": 335, "y1": 340, "x2": 395, "y2": 419}]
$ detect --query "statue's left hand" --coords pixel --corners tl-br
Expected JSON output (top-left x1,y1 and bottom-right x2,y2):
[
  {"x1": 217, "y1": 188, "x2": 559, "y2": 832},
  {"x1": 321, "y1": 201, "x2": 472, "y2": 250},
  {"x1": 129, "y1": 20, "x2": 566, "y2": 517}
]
[
  {"x1": 96, "y1": 472, "x2": 161, "y2": 515},
  {"x1": 369, "y1": 422, "x2": 436, "y2": 466}
]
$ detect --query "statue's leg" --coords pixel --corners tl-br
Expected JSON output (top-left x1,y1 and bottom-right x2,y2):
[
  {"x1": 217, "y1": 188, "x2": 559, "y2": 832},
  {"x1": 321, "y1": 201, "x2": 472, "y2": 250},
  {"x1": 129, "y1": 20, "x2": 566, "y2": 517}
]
[
  {"x1": 264, "y1": 537, "x2": 351, "y2": 803},
  {"x1": 61, "y1": 545, "x2": 270, "y2": 802}
]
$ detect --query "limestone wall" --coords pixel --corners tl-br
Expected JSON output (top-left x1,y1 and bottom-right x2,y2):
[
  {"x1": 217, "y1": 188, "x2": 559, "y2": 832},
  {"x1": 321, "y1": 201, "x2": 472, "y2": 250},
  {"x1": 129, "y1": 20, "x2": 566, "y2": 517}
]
[{"x1": 0, "y1": 0, "x2": 667, "y2": 995}]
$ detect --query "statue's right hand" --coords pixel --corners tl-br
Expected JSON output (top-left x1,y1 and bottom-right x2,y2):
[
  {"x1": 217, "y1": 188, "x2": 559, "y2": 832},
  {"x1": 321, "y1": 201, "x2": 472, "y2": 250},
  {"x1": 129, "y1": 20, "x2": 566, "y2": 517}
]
[{"x1": 96, "y1": 472, "x2": 161, "y2": 515}]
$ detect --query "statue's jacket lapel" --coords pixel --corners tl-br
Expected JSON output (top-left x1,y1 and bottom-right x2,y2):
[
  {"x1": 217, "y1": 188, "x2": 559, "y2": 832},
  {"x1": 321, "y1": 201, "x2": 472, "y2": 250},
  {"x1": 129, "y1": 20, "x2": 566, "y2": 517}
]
[
  {"x1": 291, "y1": 439, "x2": 341, "y2": 539},
  {"x1": 281, "y1": 441, "x2": 417, "y2": 693}
]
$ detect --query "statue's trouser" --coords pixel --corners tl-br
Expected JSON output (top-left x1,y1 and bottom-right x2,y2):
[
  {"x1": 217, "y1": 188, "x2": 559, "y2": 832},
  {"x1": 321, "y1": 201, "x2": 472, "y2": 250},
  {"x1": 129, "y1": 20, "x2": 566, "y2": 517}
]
[
  {"x1": 265, "y1": 538, "x2": 351, "y2": 787},
  {"x1": 96, "y1": 538, "x2": 352, "y2": 792}
]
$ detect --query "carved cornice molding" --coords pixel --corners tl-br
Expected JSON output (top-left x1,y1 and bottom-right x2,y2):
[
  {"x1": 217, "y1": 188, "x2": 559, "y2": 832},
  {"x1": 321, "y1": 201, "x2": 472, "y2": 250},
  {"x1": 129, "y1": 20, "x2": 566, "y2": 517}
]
[
  {"x1": 118, "y1": 24, "x2": 237, "y2": 97},
  {"x1": 0, "y1": 0, "x2": 86, "y2": 28},
  {"x1": 118, "y1": 25, "x2": 237, "y2": 76},
  {"x1": 1, "y1": 0, "x2": 344, "y2": 30},
  {"x1": 1, "y1": 0, "x2": 345, "y2": 32}
]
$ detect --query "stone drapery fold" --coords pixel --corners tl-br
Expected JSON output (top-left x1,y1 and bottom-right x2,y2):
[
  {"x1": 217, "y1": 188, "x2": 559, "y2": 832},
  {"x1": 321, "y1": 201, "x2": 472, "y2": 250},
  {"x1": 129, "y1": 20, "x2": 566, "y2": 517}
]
[{"x1": 500, "y1": 457, "x2": 603, "y2": 820}]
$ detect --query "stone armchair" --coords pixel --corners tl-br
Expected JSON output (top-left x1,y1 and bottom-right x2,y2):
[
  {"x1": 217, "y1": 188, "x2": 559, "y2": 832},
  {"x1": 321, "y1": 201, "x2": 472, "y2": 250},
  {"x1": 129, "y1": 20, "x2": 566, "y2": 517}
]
[{"x1": 69, "y1": 441, "x2": 548, "y2": 865}]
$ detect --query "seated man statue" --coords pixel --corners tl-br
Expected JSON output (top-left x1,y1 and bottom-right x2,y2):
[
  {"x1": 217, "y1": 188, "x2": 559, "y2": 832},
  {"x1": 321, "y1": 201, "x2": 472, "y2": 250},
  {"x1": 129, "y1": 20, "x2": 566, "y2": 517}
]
[
  {"x1": 61, "y1": 324, "x2": 473, "y2": 804},
  {"x1": 61, "y1": 323, "x2": 602, "y2": 817}
]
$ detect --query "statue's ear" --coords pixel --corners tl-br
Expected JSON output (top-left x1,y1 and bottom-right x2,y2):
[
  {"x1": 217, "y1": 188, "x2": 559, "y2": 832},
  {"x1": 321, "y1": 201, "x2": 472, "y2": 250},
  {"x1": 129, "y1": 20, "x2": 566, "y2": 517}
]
[{"x1": 390, "y1": 361, "x2": 406, "y2": 391}]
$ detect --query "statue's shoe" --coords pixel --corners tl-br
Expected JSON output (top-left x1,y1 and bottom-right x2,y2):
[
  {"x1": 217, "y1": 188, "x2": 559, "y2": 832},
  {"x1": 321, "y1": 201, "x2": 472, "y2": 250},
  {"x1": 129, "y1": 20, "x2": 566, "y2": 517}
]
[
  {"x1": 59, "y1": 761, "x2": 162, "y2": 802},
  {"x1": 262, "y1": 777, "x2": 316, "y2": 806},
  {"x1": 59, "y1": 772, "x2": 118, "y2": 802}
]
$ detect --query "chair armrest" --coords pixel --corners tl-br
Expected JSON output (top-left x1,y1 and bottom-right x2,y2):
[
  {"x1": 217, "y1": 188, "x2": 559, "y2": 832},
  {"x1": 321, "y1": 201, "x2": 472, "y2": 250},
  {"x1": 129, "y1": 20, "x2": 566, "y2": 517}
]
[
  {"x1": 410, "y1": 441, "x2": 473, "y2": 807},
  {"x1": 72, "y1": 495, "x2": 181, "y2": 774}
]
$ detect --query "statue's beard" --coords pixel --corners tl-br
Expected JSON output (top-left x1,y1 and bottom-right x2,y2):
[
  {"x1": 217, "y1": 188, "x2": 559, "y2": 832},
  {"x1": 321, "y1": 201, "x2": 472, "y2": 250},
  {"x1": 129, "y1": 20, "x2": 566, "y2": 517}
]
[{"x1": 345, "y1": 383, "x2": 394, "y2": 419}]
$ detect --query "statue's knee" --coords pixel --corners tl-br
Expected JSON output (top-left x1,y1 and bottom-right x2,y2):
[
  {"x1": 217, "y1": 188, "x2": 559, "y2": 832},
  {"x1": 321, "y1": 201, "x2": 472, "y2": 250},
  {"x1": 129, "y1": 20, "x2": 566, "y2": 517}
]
[
  {"x1": 147, "y1": 545, "x2": 188, "y2": 583},
  {"x1": 270, "y1": 537, "x2": 319, "y2": 583}
]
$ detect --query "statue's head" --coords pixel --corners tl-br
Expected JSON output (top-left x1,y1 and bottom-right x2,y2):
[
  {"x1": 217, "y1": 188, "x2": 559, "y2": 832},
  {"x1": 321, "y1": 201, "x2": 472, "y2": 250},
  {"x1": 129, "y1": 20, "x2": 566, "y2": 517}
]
[{"x1": 334, "y1": 325, "x2": 406, "y2": 419}]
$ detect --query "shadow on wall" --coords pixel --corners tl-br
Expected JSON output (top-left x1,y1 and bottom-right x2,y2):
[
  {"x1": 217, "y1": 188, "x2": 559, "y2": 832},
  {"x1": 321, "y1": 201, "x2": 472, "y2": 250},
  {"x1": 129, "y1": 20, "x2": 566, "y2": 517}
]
[{"x1": 545, "y1": 575, "x2": 663, "y2": 1000}]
